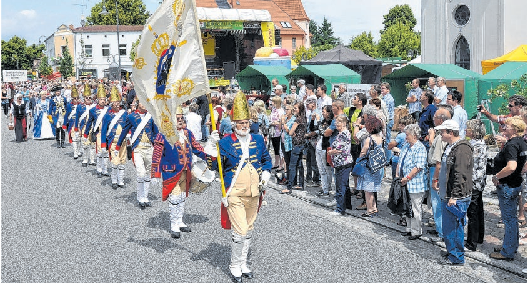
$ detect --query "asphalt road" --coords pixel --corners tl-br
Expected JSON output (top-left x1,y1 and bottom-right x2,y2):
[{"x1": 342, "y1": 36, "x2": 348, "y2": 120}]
[{"x1": 1, "y1": 122, "x2": 525, "y2": 283}]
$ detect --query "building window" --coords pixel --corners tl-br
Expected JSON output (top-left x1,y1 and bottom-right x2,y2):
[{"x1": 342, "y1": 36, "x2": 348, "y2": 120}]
[
  {"x1": 454, "y1": 36, "x2": 470, "y2": 70},
  {"x1": 61, "y1": 46, "x2": 67, "y2": 56},
  {"x1": 280, "y1": 21, "x2": 292, "y2": 28},
  {"x1": 102, "y1": 44, "x2": 110, "y2": 56},
  {"x1": 119, "y1": 44, "x2": 127, "y2": 56},
  {"x1": 84, "y1": 45, "x2": 92, "y2": 58},
  {"x1": 292, "y1": 37, "x2": 296, "y2": 49},
  {"x1": 454, "y1": 5, "x2": 470, "y2": 26}
]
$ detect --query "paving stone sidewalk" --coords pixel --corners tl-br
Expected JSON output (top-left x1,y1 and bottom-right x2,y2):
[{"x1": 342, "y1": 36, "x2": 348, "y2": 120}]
[{"x1": 268, "y1": 165, "x2": 527, "y2": 277}]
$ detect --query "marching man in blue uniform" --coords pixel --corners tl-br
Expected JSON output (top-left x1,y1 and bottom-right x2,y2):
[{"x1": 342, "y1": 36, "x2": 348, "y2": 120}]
[
  {"x1": 63, "y1": 85, "x2": 82, "y2": 159},
  {"x1": 116, "y1": 101, "x2": 159, "y2": 207},
  {"x1": 49, "y1": 85, "x2": 68, "y2": 148},
  {"x1": 76, "y1": 84, "x2": 96, "y2": 167},
  {"x1": 209, "y1": 91, "x2": 272, "y2": 283},
  {"x1": 101, "y1": 86, "x2": 128, "y2": 190},
  {"x1": 84, "y1": 84, "x2": 109, "y2": 177},
  {"x1": 151, "y1": 105, "x2": 219, "y2": 239}
]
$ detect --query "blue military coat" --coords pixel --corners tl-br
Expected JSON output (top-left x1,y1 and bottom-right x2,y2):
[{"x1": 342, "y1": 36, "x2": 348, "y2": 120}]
[
  {"x1": 211, "y1": 133, "x2": 272, "y2": 191},
  {"x1": 115, "y1": 111, "x2": 158, "y2": 151},
  {"x1": 100, "y1": 108, "x2": 127, "y2": 149},
  {"x1": 83, "y1": 105, "x2": 108, "y2": 138}
]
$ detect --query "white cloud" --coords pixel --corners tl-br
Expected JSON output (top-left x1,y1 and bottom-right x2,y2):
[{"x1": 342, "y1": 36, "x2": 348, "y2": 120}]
[
  {"x1": 303, "y1": 0, "x2": 421, "y2": 42},
  {"x1": 19, "y1": 9, "x2": 37, "y2": 19}
]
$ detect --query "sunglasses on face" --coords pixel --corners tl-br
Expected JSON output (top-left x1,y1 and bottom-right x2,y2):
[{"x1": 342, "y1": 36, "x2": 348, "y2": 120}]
[{"x1": 508, "y1": 104, "x2": 515, "y2": 108}]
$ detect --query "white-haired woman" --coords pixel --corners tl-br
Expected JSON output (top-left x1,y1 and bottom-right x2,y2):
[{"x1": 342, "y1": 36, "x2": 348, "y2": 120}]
[{"x1": 397, "y1": 124, "x2": 429, "y2": 240}]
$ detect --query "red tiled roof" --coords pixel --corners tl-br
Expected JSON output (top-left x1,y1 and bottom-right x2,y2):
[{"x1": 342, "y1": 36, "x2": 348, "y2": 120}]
[
  {"x1": 72, "y1": 25, "x2": 144, "y2": 33},
  {"x1": 195, "y1": 0, "x2": 218, "y2": 8},
  {"x1": 272, "y1": 0, "x2": 309, "y2": 21}
]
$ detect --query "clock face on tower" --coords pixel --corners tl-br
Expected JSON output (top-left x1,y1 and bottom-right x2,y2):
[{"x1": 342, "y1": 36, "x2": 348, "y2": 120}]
[{"x1": 454, "y1": 5, "x2": 470, "y2": 26}]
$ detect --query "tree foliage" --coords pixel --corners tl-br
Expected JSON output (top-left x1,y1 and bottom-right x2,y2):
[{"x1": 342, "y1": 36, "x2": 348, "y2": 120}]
[
  {"x1": 39, "y1": 56, "x2": 53, "y2": 77},
  {"x1": 292, "y1": 44, "x2": 335, "y2": 65},
  {"x1": 59, "y1": 48, "x2": 74, "y2": 78},
  {"x1": 1, "y1": 36, "x2": 45, "y2": 71},
  {"x1": 310, "y1": 18, "x2": 339, "y2": 48},
  {"x1": 86, "y1": 0, "x2": 150, "y2": 26},
  {"x1": 129, "y1": 35, "x2": 141, "y2": 61},
  {"x1": 377, "y1": 21, "x2": 420, "y2": 59},
  {"x1": 349, "y1": 32, "x2": 378, "y2": 58},
  {"x1": 381, "y1": 4, "x2": 417, "y2": 34},
  {"x1": 488, "y1": 74, "x2": 527, "y2": 114}
]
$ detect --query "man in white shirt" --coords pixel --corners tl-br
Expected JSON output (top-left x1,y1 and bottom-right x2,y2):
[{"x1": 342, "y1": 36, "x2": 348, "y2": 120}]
[
  {"x1": 447, "y1": 90, "x2": 467, "y2": 139},
  {"x1": 297, "y1": 79, "x2": 306, "y2": 102},
  {"x1": 316, "y1": 84, "x2": 332, "y2": 113},
  {"x1": 434, "y1": 77, "x2": 448, "y2": 105},
  {"x1": 428, "y1": 77, "x2": 439, "y2": 96},
  {"x1": 185, "y1": 103, "x2": 203, "y2": 141}
]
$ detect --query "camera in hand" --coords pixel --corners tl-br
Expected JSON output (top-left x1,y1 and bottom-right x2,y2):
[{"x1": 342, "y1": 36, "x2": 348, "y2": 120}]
[{"x1": 477, "y1": 105, "x2": 482, "y2": 111}]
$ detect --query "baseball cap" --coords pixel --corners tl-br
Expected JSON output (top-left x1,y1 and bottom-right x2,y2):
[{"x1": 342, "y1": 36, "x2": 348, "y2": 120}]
[
  {"x1": 435, "y1": 119, "x2": 459, "y2": 131},
  {"x1": 273, "y1": 85, "x2": 283, "y2": 91},
  {"x1": 297, "y1": 79, "x2": 305, "y2": 85}
]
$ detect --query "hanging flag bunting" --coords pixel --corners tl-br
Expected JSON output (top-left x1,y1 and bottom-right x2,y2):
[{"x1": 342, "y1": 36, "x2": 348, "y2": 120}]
[{"x1": 132, "y1": 0, "x2": 210, "y2": 144}]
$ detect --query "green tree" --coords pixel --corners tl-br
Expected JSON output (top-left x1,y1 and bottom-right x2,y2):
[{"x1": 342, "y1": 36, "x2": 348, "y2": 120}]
[
  {"x1": 349, "y1": 31, "x2": 378, "y2": 58},
  {"x1": 292, "y1": 44, "x2": 335, "y2": 65},
  {"x1": 377, "y1": 21, "x2": 420, "y2": 60},
  {"x1": 129, "y1": 35, "x2": 141, "y2": 61},
  {"x1": 488, "y1": 73, "x2": 527, "y2": 114},
  {"x1": 1, "y1": 36, "x2": 45, "y2": 71},
  {"x1": 309, "y1": 20, "x2": 320, "y2": 47},
  {"x1": 86, "y1": 0, "x2": 151, "y2": 26},
  {"x1": 318, "y1": 17, "x2": 338, "y2": 46},
  {"x1": 381, "y1": 4, "x2": 417, "y2": 34},
  {"x1": 59, "y1": 48, "x2": 74, "y2": 78},
  {"x1": 39, "y1": 56, "x2": 53, "y2": 77}
]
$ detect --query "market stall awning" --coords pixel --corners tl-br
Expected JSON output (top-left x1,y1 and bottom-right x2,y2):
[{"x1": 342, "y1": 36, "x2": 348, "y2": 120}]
[
  {"x1": 286, "y1": 64, "x2": 361, "y2": 94},
  {"x1": 236, "y1": 65, "x2": 290, "y2": 93},
  {"x1": 383, "y1": 63, "x2": 480, "y2": 117},
  {"x1": 197, "y1": 7, "x2": 272, "y2": 22},
  {"x1": 481, "y1": 45, "x2": 527, "y2": 74}
]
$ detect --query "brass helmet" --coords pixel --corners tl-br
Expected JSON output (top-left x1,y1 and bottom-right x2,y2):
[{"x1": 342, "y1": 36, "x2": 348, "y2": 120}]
[
  {"x1": 71, "y1": 85, "x2": 79, "y2": 99},
  {"x1": 83, "y1": 84, "x2": 91, "y2": 97},
  {"x1": 97, "y1": 84, "x2": 106, "y2": 99},
  {"x1": 110, "y1": 85, "x2": 121, "y2": 102},
  {"x1": 175, "y1": 105, "x2": 184, "y2": 115},
  {"x1": 231, "y1": 91, "x2": 250, "y2": 121}
]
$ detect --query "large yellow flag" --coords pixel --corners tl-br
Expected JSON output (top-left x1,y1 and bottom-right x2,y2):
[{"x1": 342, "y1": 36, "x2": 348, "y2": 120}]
[{"x1": 132, "y1": 0, "x2": 209, "y2": 144}]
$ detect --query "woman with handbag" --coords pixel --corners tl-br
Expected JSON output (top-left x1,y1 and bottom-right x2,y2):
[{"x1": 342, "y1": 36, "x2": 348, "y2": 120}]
[
  {"x1": 327, "y1": 115, "x2": 353, "y2": 215},
  {"x1": 397, "y1": 124, "x2": 429, "y2": 240},
  {"x1": 356, "y1": 114, "x2": 385, "y2": 217}
]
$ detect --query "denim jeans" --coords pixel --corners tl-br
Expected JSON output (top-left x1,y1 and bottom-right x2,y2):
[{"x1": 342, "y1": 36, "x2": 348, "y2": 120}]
[
  {"x1": 288, "y1": 145, "x2": 305, "y2": 190},
  {"x1": 201, "y1": 124, "x2": 209, "y2": 141},
  {"x1": 429, "y1": 167, "x2": 443, "y2": 238},
  {"x1": 335, "y1": 165, "x2": 352, "y2": 214},
  {"x1": 305, "y1": 143, "x2": 320, "y2": 182},
  {"x1": 386, "y1": 120, "x2": 394, "y2": 142},
  {"x1": 497, "y1": 183, "x2": 522, "y2": 258},
  {"x1": 315, "y1": 148, "x2": 332, "y2": 193},
  {"x1": 442, "y1": 197, "x2": 470, "y2": 264}
]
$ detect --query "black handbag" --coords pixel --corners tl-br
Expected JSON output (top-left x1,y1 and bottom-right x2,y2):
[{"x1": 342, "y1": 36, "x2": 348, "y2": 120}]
[{"x1": 127, "y1": 145, "x2": 133, "y2": 160}]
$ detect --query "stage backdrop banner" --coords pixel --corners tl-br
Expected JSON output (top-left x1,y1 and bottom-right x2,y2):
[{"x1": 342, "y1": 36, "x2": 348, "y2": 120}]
[{"x1": 132, "y1": 0, "x2": 210, "y2": 144}]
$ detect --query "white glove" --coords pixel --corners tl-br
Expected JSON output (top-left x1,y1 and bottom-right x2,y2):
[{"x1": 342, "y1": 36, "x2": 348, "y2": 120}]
[
  {"x1": 101, "y1": 147, "x2": 108, "y2": 154},
  {"x1": 209, "y1": 130, "x2": 220, "y2": 144},
  {"x1": 112, "y1": 149, "x2": 119, "y2": 157},
  {"x1": 151, "y1": 178, "x2": 161, "y2": 187},
  {"x1": 260, "y1": 171, "x2": 271, "y2": 186},
  {"x1": 203, "y1": 140, "x2": 218, "y2": 156},
  {"x1": 222, "y1": 196, "x2": 229, "y2": 207}
]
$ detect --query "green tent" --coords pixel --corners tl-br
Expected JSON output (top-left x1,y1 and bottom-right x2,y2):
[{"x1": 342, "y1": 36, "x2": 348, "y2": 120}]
[
  {"x1": 236, "y1": 65, "x2": 291, "y2": 93},
  {"x1": 286, "y1": 64, "x2": 361, "y2": 94},
  {"x1": 383, "y1": 64, "x2": 481, "y2": 118}
]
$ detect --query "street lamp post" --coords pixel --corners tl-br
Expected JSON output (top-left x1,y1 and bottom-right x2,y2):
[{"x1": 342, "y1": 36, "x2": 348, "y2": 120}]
[{"x1": 100, "y1": 0, "x2": 121, "y2": 81}]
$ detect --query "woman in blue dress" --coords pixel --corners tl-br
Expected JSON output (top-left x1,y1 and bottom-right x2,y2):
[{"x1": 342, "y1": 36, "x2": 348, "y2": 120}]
[{"x1": 33, "y1": 90, "x2": 55, "y2": 140}]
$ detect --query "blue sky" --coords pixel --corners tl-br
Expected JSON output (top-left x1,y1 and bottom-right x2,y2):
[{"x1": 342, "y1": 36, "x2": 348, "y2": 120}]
[{"x1": 1, "y1": 0, "x2": 421, "y2": 45}]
